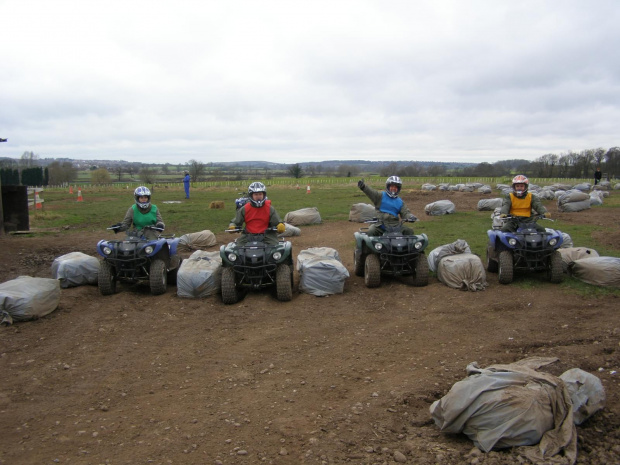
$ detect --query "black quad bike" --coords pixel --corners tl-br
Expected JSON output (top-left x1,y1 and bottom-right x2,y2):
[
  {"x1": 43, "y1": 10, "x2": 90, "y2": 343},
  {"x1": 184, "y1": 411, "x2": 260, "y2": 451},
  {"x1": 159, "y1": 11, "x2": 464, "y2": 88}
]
[
  {"x1": 486, "y1": 215, "x2": 564, "y2": 285},
  {"x1": 96, "y1": 226, "x2": 182, "y2": 296},
  {"x1": 219, "y1": 228, "x2": 294, "y2": 304},
  {"x1": 353, "y1": 219, "x2": 429, "y2": 288}
]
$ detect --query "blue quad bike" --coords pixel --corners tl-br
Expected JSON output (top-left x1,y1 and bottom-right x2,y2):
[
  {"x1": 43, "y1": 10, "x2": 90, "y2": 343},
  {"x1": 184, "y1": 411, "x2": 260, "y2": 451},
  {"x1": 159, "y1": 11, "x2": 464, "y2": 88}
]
[
  {"x1": 486, "y1": 215, "x2": 564, "y2": 285},
  {"x1": 353, "y1": 219, "x2": 429, "y2": 288},
  {"x1": 219, "y1": 228, "x2": 294, "y2": 304},
  {"x1": 96, "y1": 226, "x2": 181, "y2": 296}
]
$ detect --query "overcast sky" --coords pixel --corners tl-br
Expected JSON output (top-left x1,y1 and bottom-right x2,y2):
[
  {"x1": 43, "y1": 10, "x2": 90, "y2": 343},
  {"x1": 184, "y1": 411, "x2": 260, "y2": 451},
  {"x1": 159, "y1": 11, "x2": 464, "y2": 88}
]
[{"x1": 1, "y1": 0, "x2": 619, "y2": 165}]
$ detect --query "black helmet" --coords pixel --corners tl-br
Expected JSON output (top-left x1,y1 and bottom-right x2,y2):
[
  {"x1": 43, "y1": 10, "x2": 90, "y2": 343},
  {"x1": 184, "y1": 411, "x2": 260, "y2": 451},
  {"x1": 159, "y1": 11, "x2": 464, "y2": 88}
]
[
  {"x1": 247, "y1": 182, "x2": 268, "y2": 207},
  {"x1": 385, "y1": 175, "x2": 402, "y2": 198},
  {"x1": 134, "y1": 186, "x2": 151, "y2": 209}
]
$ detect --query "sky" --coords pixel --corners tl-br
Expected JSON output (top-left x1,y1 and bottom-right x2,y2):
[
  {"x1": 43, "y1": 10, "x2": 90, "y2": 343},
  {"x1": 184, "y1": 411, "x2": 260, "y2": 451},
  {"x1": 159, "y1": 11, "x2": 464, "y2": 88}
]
[{"x1": 1, "y1": 0, "x2": 619, "y2": 165}]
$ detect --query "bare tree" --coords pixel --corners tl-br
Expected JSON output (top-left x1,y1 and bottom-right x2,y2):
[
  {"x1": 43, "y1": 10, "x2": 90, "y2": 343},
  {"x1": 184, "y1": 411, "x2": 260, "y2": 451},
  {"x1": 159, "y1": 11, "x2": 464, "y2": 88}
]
[
  {"x1": 139, "y1": 167, "x2": 157, "y2": 184},
  {"x1": 187, "y1": 159, "x2": 206, "y2": 182},
  {"x1": 113, "y1": 166, "x2": 123, "y2": 181},
  {"x1": 48, "y1": 161, "x2": 78, "y2": 185},
  {"x1": 20, "y1": 151, "x2": 39, "y2": 168}
]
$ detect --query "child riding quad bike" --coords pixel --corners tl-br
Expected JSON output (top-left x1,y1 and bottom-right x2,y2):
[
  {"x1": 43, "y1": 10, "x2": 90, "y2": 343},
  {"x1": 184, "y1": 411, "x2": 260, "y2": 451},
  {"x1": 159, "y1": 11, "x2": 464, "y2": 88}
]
[
  {"x1": 354, "y1": 218, "x2": 429, "y2": 288},
  {"x1": 486, "y1": 214, "x2": 564, "y2": 284},
  {"x1": 219, "y1": 227, "x2": 294, "y2": 304},
  {"x1": 96, "y1": 225, "x2": 181, "y2": 295}
]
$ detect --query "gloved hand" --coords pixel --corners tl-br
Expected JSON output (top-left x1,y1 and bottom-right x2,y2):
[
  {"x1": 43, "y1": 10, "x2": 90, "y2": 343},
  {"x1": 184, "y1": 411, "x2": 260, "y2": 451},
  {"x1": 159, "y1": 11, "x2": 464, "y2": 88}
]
[
  {"x1": 357, "y1": 179, "x2": 365, "y2": 190},
  {"x1": 407, "y1": 214, "x2": 418, "y2": 222},
  {"x1": 543, "y1": 212, "x2": 551, "y2": 219},
  {"x1": 155, "y1": 222, "x2": 165, "y2": 229},
  {"x1": 276, "y1": 222, "x2": 286, "y2": 234},
  {"x1": 499, "y1": 214, "x2": 507, "y2": 218},
  {"x1": 109, "y1": 223, "x2": 122, "y2": 233},
  {"x1": 227, "y1": 224, "x2": 237, "y2": 231}
]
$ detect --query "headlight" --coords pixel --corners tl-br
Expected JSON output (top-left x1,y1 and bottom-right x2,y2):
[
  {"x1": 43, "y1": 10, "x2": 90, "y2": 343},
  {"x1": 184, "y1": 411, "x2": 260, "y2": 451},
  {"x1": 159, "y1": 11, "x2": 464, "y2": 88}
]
[
  {"x1": 414, "y1": 241, "x2": 423, "y2": 250},
  {"x1": 374, "y1": 243, "x2": 383, "y2": 251},
  {"x1": 103, "y1": 246, "x2": 113, "y2": 255},
  {"x1": 144, "y1": 246, "x2": 154, "y2": 255},
  {"x1": 272, "y1": 252, "x2": 282, "y2": 260},
  {"x1": 549, "y1": 238, "x2": 557, "y2": 246},
  {"x1": 508, "y1": 238, "x2": 517, "y2": 246},
  {"x1": 228, "y1": 253, "x2": 237, "y2": 262}
]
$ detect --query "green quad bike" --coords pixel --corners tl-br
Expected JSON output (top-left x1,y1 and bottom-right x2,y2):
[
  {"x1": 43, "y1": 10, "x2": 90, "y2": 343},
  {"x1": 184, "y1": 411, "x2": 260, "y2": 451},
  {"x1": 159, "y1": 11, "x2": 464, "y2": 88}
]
[
  {"x1": 353, "y1": 219, "x2": 429, "y2": 288},
  {"x1": 219, "y1": 227, "x2": 294, "y2": 304}
]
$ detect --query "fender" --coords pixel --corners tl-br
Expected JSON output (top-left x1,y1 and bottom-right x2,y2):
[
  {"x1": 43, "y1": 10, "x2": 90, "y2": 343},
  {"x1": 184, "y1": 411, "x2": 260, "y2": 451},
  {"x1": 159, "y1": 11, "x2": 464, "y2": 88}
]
[
  {"x1": 144, "y1": 239, "x2": 168, "y2": 256},
  {"x1": 167, "y1": 237, "x2": 180, "y2": 256},
  {"x1": 96, "y1": 239, "x2": 111, "y2": 258}
]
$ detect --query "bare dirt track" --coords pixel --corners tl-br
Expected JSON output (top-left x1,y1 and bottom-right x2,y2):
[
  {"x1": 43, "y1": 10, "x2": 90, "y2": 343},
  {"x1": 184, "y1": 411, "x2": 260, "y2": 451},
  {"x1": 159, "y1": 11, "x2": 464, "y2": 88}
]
[{"x1": 1, "y1": 190, "x2": 619, "y2": 465}]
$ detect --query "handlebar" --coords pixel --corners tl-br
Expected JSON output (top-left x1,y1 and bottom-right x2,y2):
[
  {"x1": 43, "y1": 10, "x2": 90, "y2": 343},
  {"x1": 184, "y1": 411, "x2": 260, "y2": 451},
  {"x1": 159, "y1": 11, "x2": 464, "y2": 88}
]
[{"x1": 225, "y1": 227, "x2": 277, "y2": 233}]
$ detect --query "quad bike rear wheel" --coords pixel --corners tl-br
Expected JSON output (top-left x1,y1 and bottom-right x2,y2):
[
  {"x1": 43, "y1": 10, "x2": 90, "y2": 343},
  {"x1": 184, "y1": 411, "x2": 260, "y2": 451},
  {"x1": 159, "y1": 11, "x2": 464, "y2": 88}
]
[
  {"x1": 486, "y1": 245, "x2": 498, "y2": 273},
  {"x1": 221, "y1": 267, "x2": 240, "y2": 305},
  {"x1": 98, "y1": 260, "x2": 117, "y2": 295},
  {"x1": 412, "y1": 252, "x2": 429, "y2": 287},
  {"x1": 498, "y1": 251, "x2": 514, "y2": 284},
  {"x1": 364, "y1": 254, "x2": 381, "y2": 288},
  {"x1": 149, "y1": 259, "x2": 168, "y2": 295},
  {"x1": 276, "y1": 264, "x2": 293, "y2": 301},
  {"x1": 548, "y1": 250, "x2": 564, "y2": 283}
]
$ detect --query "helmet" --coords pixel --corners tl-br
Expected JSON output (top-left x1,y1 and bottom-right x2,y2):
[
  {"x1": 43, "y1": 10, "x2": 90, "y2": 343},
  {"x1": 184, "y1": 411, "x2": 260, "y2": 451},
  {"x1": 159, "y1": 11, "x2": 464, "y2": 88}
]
[
  {"x1": 247, "y1": 182, "x2": 268, "y2": 207},
  {"x1": 385, "y1": 175, "x2": 402, "y2": 198},
  {"x1": 134, "y1": 186, "x2": 151, "y2": 209},
  {"x1": 511, "y1": 175, "x2": 529, "y2": 198}
]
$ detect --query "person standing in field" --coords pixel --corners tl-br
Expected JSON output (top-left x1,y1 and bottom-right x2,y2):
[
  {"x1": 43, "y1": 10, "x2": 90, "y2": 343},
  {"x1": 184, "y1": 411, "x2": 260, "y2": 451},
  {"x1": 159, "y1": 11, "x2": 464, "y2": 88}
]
[
  {"x1": 594, "y1": 167, "x2": 602, "y2": 185},
  {"x1": 183, "y1": 171, "x2": 191, "y2": 199}
]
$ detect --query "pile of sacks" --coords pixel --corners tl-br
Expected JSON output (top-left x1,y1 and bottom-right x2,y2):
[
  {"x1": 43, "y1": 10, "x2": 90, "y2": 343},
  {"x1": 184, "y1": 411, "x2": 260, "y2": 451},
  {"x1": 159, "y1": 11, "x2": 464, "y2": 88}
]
[{"x1": 427, "y1": 239, "x2": 487, "y2": 291}]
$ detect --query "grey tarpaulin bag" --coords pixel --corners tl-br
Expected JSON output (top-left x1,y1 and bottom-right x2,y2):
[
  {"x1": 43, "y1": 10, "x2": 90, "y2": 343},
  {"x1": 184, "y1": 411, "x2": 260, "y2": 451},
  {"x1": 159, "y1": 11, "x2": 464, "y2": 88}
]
[
  {"x1": 557, "y1": 247, "x2": 599, "y2": 273},
  {"x1": 569, "y1": 256, "x2": 620, "y2": 287},
  {"x1": 436, "y1": 253, "x2": 487, "y2": 291},
  {"x1": 177, "y1": 230, "x2": 217, "y2": 252},
  {"x1": 424, "y1": 200, "x2": 455, "y2": 216},
  {"x1": 348, "y1": 203, "x2": 376, "y2": 222},
  {"x1": 284, "y1": 207, "x2": 322, "y2": 226},
  {"x1": 0, "y1": 276, "x2": 61, "y2": 325},
  {"x1": 430, "y1": 357, "x2": 577, "y2": 464},
  {"x1": 51, "y1": 251, "x2": 100, "y2": 288},
  {"x1": 176, "y1": 250, "x2": 222, "y2": 298},
  {"x1": 477, "y1": 198, "x2": 502, "y2": 211},
  {"x1": 427, "y1": 239, "x2": 471, "y2": 273},
  {"x1": 296, "y1": 247, "x2": 349, "y2": 296},
  {"x1": 559, "y1": 368, "x2": 605, "y2": 425}
]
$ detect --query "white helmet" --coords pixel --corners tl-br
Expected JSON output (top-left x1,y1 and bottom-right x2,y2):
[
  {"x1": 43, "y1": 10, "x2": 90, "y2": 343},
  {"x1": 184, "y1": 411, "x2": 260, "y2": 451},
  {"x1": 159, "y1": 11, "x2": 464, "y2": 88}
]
[
  {"x1": 134, "y1": 186, "x2": 151, "y2": 209},
  {"x1": 511, "y1": 175, "x2": 529, "y2": 198},
  {"x1": 247, "y1": 182, "x2": 268, "y2": 207},
  {"x1": 385, "y1": 176, "x2": 402, "y2": 198}
]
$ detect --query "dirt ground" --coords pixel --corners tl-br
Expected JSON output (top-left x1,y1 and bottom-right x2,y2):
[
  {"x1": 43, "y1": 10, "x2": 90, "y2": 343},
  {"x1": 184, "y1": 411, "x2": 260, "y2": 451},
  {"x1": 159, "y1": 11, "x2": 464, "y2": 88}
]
[{"x1": 1, "y1": 190, "x2": 619, "y2": 465}]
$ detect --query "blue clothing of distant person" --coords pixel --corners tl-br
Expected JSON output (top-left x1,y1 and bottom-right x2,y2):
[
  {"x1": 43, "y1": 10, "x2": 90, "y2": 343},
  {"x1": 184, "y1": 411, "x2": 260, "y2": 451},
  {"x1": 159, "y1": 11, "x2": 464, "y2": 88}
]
[{"x1": 183, "y1": 171, "x2": 191, "y2": 199}]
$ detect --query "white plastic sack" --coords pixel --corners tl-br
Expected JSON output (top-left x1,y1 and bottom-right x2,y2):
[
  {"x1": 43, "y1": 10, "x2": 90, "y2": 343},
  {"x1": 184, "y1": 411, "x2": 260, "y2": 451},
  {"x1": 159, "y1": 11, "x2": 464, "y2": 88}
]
[
  {"x1": 559, "y1": 232, "x2": 574, "y2": 248},
  {"x1": 296, "y1": 247, "x2": 349, "y2": 296},
  {"x1": 284, "y1": 207, "x2": 322, "y2": 226},
  {"x1": 348, "y1": 203, "x2": 376, "y2": 223},
  {"x1": 436, "y1": 253, "x2": 487, "y2": 291},
  {"x1": 278, "y1": 222, "x2": 301, "y2": 237},
  {"x1": 589, "y1": 191, "x2": 604, "y2": 206},
  {"x1": 569, "y1": 257, "x2": 620, "y2": 287},
  {"x1": 477, "y1": 186, "x2": 492, "y2": 194},
  {"x1": 559, "y1": 368, "x2": 605, "y2": 425},
  {"x1": 176, "y1": 250, "x2": 222, "y2": 298},
  {"x1": 421, "y1": 183, "x2": 436, "y2": 191},
  {"x1": 51, "y1": 252, "x2": 100, "y2": 288},
  {"x1": 424, "y1": 200, "x2": 455, "y2": 216},
  {"x1": 0, "y1": 276, "x2": 61, "y2": 325},
  {"x1": 177, "y1": 230, "x2": 217, "y2": 252},
  {"x1": 557, "y1": 247, "x2": 599, "y2": 273},
  {"x1": 477, "y1": 198, "x2": 503, "y2": 211},
  {"x1": 430, "y1": 357, "x2": 577, "y2": 463}
]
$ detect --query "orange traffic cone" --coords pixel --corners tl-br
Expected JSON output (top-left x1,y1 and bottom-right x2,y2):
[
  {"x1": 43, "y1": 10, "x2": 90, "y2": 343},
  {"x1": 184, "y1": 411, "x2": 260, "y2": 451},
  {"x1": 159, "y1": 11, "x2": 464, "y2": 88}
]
[
  {"x1": 306, "y1": 185, "x2": 311, "y2": 194},
  {"x1": 69, "y1": 185, "x2": 73, "y2": 194},
  {"x1": 35, "y1": 192, "x2": 43, "y2": 209},
  {"x1": 77, "y1": 189, "x2": 83, "y2": 202}
]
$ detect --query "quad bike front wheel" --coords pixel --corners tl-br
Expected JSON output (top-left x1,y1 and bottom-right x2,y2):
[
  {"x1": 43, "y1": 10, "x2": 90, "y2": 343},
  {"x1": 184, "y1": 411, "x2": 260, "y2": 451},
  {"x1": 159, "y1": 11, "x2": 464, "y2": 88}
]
[
  {"x1": 149, "y1": 259, "x2": 168, "y2": 295},
  {"x1": 498, "y1": 251, "x2": 514, "y2": 284},
  {"x1": 221, "y1": 267, "x2": 240, "y2": 305},
  {"x1": 486, "y1": 245, "x2": 498, "y2": 273},
  {"x1": 98, "y1": 260, "x2": 117, "y2": 295},
  {"x1": 364, "y1": 254, "x2": 381, "y2": 288},
  {"x1": 276, "y1": 264, "x2": 293, "y2": 301},
  {"x1": 353, "y1": 249, "x2": 365, "y2": 277},
  {"x1": 548, "y1": 250, "x2": 564, "y2": 284},
  {"x1": 412, "y1": 252, "x2": 429, "y2": 287},
  {"x1": 167, "y1": 255, "x2": 183, "y2": 285}
]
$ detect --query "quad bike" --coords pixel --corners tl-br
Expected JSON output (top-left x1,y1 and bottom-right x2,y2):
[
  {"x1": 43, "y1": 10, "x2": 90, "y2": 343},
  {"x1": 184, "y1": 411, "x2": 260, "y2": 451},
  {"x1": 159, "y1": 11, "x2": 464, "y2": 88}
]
[
  {"x1": 235, "y1": 192, "x2": 250, "y2": 210},
  {"x1": 486, "y1": 215, "x2": 564, "y2": 284},
  {"x1": 96, "y1": 226, "x2": 182, "y2": 296},
  {"x1": 353, "y1": 219, "x2": 429, "y2": 288},
  {"x1": 219, "y1": 227, "x2": 294, "y2": 304}
]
